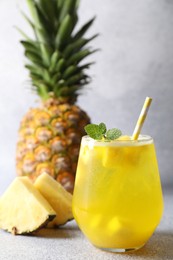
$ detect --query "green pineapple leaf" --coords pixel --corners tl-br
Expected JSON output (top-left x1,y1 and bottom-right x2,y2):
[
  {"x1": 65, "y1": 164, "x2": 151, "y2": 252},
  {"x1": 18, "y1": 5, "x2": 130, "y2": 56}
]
[
  {"x1": 64, "y1": 34, "x2": 98, "y2": 59},
  {"x1": 25, "y1": 64, "x2": 43, "y2": 77},
  {"x1": 59, "y1": 0, "x2": 78, "y2": 22},
  {"x1": 21, "y1": 11, "x2": 36, "y2": 31},
  {"x1": 25, "y1": 51, "x2": 43, "y2": 66},
  {"x1": 49, "y1": 51, "x2": 60, "y2": 72},
  {"x1": 38, "y1": 0, "x2": 57, "y2": 25},
  {"x1": 67, "y1": 49, "x2": 96, "y2": 66},
  {"x1": 73, "y1": 17, "x2": 96, "y2": 40},
  {"x1": 19, "y1": 0, "x2": 98, "y2": 100},
  {"x1": 55, "y1": 14, "x2": 74, "y2": 49},
  {"x1": 21, "y1": 41, "x2": 39, "y2": 56},
  {"x1": 16, "y1": 27, "x2": 33, "y2": 41},
  {"x1": 56, "y1": 58, "x2": 66, "y2": 72},
  {"x1": 63, "y1": 65, "x2": 78, "y2": 79}
]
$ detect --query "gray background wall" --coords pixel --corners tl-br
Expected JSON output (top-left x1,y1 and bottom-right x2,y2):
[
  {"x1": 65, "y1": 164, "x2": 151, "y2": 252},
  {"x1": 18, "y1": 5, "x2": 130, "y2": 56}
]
[{"x1": 0, "y1": 0, "x2": 173, "y2": 194}]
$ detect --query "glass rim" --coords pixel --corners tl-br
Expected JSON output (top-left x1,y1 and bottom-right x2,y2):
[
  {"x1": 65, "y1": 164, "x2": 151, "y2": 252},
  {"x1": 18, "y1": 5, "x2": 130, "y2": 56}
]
[{"x1": 81, "y1": 135, "x2": 153, "y2": 147}]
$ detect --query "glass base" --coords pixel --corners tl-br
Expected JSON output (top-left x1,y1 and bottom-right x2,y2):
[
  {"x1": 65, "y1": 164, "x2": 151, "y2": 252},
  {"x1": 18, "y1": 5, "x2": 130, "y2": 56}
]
[{"x1": 95, "y1": 244, "x2": 145, "y2": 253}]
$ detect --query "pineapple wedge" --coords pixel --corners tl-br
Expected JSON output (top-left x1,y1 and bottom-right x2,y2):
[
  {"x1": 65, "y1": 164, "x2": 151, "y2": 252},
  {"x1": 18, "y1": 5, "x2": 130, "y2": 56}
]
[
  {"x1": 34, "y1": 173, "x2": 73, "y2": 227},
  {"x1": 0, "y1": 177, "x2": 56, "y2": 235},
  {"x1": 117, "y1": 135, "x2": 131, "y2": 141}
]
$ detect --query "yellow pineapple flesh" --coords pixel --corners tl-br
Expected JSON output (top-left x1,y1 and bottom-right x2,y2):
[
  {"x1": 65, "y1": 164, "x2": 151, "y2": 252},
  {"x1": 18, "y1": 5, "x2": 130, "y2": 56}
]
[
  {"x1": 34, "y1": 172, "x2": 73, "y2": 227},
  {"x1": 0, "y1": 177, "x2": 56, "y2": 235}
]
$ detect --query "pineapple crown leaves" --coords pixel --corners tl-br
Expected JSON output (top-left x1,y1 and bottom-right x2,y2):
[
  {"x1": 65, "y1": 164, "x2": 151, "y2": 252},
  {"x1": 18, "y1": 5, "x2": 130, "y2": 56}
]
[{"x1": 18, "y1": 0, "x2": 98, "y2": 101}]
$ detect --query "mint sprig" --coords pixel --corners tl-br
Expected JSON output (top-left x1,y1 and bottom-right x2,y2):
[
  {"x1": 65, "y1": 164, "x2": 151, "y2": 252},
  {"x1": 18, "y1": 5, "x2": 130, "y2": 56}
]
[
  {"x1": 84, "y1": 123, "x2": 122, "y2": 141},
  {"x1": 84, "y1": 124, "x2": 103, "y2": 140},
  {"x1": 98, "y1": 123, "x2": 106, "y2": 134},
  {"x1": 106, "y1": 128, "x2": 122, "y2": 140}
]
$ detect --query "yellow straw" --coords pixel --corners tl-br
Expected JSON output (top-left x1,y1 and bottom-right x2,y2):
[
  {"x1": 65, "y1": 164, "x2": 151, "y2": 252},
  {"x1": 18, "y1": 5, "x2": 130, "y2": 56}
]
[{"x1": 132, "y1": 97, "x2": 152, "y2": 140}]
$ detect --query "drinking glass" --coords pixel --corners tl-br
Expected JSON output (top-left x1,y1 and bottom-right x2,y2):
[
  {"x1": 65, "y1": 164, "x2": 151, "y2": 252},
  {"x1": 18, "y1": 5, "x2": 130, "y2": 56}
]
[{"x1": 72, "y1": 135, "x2": 163, "y2": 252}]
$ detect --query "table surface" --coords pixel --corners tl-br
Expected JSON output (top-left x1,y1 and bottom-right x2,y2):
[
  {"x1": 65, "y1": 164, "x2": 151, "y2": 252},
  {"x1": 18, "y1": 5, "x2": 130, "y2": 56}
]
[{"x1": 0, "y1": 190, "x2": 172, "y2": 260}]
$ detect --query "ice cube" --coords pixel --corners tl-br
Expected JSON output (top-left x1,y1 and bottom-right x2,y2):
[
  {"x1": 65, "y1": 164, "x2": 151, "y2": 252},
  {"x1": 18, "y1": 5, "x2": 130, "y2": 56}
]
[
  {"x1": 81, "y1": 145, "x2": 91, "y2": 164},
  {"x1": 103, "y1": 147, "x2": 122, "y2": 168},
  {"x1": 89, "y1": 214, "x2": 102, "y2": 229},
  {"x1": 107, "y1": 216, "x2": 123, "y2": 234}
]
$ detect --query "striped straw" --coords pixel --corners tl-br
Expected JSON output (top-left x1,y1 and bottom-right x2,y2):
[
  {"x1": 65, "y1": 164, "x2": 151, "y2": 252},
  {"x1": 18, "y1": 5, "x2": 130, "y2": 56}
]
[{"x1": 132, "y1": 97, "x2": 152, "y2": 140}]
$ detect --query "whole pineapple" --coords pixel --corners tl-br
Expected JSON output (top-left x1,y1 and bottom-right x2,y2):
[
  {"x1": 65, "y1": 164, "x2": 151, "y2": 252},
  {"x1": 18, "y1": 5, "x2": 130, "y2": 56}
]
[{"x1": 16, "y1": 0, "x2": 97, "y2": 193}]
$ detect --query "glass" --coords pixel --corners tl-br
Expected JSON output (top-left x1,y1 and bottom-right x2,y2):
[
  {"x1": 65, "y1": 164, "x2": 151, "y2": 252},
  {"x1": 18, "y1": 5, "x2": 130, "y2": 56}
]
[{"x1": 72, "y1": 135, "x2": 164, "y2": 252}]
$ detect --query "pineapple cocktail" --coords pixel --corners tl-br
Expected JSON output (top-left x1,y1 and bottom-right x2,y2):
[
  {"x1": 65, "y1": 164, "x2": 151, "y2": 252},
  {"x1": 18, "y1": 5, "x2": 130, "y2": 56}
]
[{"x1": 72, "y1": 135, "x2": 163, "y2": 252}]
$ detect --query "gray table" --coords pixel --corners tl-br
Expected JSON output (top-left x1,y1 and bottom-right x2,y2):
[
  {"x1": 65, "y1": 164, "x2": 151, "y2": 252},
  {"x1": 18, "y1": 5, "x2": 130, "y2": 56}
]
[{"x1": 0, "y1": 190, "x2": 172, "y2": 260}]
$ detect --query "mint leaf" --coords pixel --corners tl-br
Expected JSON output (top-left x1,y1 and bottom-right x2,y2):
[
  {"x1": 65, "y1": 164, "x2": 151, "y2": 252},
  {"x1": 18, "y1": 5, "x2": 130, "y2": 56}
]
[
  {"x1": 84, "y1": 124, "x2": 103, "y2": 140},
  {"x1": 106, "y1": 128, "x2": 122, "y2": 140},
  {"x1": 99, "y1": 123, "x2": 107, "y2": 134},
  {"x1": 85, "y1": 123, "x2": 122, "y2": 141}
]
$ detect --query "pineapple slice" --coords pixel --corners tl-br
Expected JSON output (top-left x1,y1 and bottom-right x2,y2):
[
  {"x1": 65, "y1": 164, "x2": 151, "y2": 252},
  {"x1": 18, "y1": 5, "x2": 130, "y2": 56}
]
[
  {"x1": 34, "y1": 173, "x2": 73, "y2": 227},
  {"x1": 117, "y1": 135, "x2": 131, "y2": 141},
  {"x1": 0, "y1": 177, "x2": 56, "y2": 235}
]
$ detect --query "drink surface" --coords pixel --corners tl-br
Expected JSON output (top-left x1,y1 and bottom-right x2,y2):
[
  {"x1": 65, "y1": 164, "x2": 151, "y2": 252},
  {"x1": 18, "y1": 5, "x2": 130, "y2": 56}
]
[{"x1": 72, "y1": 135, "x2": 163, "y2": 249}]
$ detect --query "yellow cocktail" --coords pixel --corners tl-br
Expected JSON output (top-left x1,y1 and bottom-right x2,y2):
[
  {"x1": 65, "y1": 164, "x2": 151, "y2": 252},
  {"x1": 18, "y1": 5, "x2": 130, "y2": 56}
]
[{"x1": 72, "y1": 135, "x2": 163, "y2": 252}]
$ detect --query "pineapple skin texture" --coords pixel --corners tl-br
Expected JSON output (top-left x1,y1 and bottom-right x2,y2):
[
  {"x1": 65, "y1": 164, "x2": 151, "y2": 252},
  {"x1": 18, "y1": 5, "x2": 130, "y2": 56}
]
[{"x1": 16, "y1": 97, "x2": 90, "y2": 193}]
